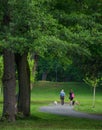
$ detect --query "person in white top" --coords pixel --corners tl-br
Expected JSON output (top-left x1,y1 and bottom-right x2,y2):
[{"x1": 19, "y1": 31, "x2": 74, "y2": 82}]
[{"x1": 60, "y1": 89, "x2": 65, "y2": 105}]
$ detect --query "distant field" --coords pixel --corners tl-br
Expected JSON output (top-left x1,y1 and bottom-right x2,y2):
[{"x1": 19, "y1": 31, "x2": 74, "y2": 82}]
[
  {"x1": 31, "y1": 81, "x2": 102, "y2": 114},
  {"x1": 0, "y1": 81, "x2": 102, "y2": 130}
]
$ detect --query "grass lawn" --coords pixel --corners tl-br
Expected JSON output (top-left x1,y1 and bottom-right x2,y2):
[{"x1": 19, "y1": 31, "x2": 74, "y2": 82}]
[{"x1": 0, "y1": 81, "x2": 102, "y2": 130}]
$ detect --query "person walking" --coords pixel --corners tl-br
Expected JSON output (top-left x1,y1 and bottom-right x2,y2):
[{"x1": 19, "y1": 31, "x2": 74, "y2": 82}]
[
  {"x1": 60, "y1": 89, "x2": 65, "y2": 105},
  {"x1": 69, "y1": 89, "x2": 75, "y2": 105}
]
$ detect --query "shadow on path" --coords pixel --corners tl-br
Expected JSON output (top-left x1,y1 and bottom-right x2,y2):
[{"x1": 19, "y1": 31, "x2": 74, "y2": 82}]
[{"x1": 39, "y1": 103, "x2": 102, "y2": 120}]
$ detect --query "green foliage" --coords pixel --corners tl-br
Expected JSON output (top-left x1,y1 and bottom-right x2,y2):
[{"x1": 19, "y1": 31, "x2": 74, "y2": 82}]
[
  {"x1": 84, "y1": 76, "x2": 100, "y2": 88},
  {"x1": 27, "y1": 53, "x2": 35, "y2": 84},
  {"x1": 83, "y1": 76, "x2": 101, "y2": 108},
  {"x1": 0, "y1": 0, "x2": 102, "y2": 82},
  {"x1": 35, "y1": 0, "x2": 102, "y2": 82},
  {"x1": 0, "y1": 0, "x2": 59, "y2": 55},
  {"x1": 37, "y1": 56, "x2": 84, "y2": 82}
]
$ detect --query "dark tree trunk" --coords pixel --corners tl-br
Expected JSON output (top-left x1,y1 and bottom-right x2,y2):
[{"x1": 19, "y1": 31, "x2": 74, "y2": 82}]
[
  {"x1": 15, "y1": 53, "x2": 30, "y2": 117},
  {"x1": 2, "y1": 49, "x2": 16, "y2": 122},
  {"x1": 42, "y1": 71, "x2": 48, "y2": 80}
]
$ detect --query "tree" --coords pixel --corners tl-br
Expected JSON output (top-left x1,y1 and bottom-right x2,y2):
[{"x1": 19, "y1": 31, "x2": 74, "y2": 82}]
[
  {"x1": 15, "y1": 53, "x2": 30, "y2": 116},
  {"x1": 0, "y1": 0, "x2": 16, "y2": 121},
  {"x1": 2, "y1": 49, "x2": 16, "y2": 121},
  {"x1": 55, "y1": 0, "x2": 102, "y2": 80},
  {"x1": 84, "y1": 76, "x2": 100, "y2": 108},
  {"x1": 0, "y1": 0, "x2": 64, "y2": 120}
]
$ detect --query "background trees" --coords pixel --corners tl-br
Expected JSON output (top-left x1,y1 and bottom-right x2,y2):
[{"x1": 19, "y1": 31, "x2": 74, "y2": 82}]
[{"x1": 36, "y1": 0, "x2": 102, "y2": 82}]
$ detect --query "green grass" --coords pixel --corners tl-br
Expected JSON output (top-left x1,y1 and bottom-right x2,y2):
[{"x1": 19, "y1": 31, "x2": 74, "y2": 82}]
[
  {"x1": 0, "y1": 81, "x2": 102, "y2": 130},
  {"x1": 31, "y1": 81, "x2": 102, "y2": 114}
]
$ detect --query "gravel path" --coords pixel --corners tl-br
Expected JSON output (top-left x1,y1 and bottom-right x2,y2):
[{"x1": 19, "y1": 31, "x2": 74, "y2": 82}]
[{"x1": 39, "y1": 103, "x2": 102, "y2": 120}]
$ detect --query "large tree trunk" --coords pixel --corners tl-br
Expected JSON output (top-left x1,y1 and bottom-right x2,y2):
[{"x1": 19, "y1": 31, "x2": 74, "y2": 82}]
[
  {"x1": 15, "y1": 53, "x2": 30, "y2": 117},
  {"x1": 2, "y1": 49, "x2": 16, "y2": 122}
]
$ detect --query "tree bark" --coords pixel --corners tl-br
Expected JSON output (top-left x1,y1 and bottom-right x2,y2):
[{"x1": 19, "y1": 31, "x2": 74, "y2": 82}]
[
  {"x1": 2, "y1": 49, "x2": 16, "y2": 122},
  {"x1": 15, "y1": 53, "x2": 30, "y2": 117},
  {"x1": 42, "y1": 71, "x2": 48, "y2": 80},
  {"x1": 92, "y1": 86, "x2": 96, "y2": 108}
]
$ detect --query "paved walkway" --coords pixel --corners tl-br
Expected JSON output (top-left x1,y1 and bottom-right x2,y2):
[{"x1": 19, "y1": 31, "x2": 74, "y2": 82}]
[{"x1": 39, "y1": 103, "x2": 102, "y2": 120}]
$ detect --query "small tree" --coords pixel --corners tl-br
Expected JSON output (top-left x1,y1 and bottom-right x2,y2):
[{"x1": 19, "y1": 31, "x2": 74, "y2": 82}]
[{"x1": 84, "y1": 76, "x2": 100, "y2": 108}]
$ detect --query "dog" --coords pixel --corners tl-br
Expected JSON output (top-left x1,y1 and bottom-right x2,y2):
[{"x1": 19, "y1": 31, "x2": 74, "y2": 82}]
[{"x1": 54, "y1": 101, "x2": 57, "y2": 105}]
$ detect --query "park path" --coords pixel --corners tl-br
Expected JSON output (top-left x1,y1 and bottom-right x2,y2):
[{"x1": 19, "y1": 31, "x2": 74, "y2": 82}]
[{"x1": 39, "y1": 103, "x2": 102, "y2": 120}]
